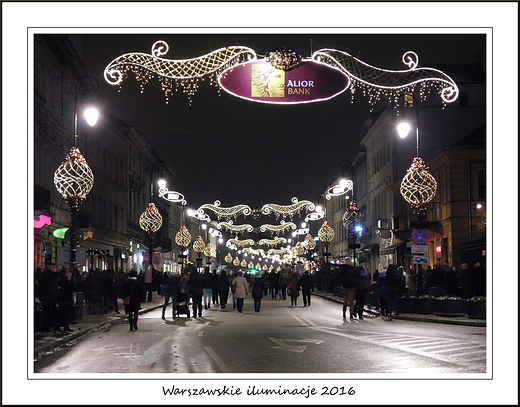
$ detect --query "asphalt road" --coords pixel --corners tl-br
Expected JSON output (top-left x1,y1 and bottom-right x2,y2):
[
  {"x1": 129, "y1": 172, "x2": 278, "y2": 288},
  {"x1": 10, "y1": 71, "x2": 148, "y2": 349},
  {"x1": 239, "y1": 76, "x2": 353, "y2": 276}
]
[{"x1": 34, "y1": 294, "x2": 486, "y2": 375}]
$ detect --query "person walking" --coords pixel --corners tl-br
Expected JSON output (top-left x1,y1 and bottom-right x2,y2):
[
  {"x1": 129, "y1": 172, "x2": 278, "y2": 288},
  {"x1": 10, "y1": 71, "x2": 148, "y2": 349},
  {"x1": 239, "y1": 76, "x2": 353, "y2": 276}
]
[
  {"x1": 202, "y1": 267, "x2": 213, "y2": 310},
  {"x1": 124, "y1": 269, "x2": 145, "y2": 331},
  {"x1": 376, "y1": 265, "x2": 393, "y2": 320},
  {"x1": 251, "y1": 271, "x2": 265, "y2": 312},
  {"x1": 340, "y1": 261, "x2": 361, "y2": 320},
  {"x1": 287, "y1": 269, "x2": 301, "y2": 307},
  {"x1": 269, "y1": 269, "x2": 279, "y2": 299},
  {"x1": 278, "y1": 267, "x2": 289, "y2": 300},
  {"x1": 300, "y1": 270, "x2": 313, "y2": 307},
  {"x1": 161, "y1": 271, "x2": 180, "y2": 319},
  {"x1": 354, "y1": 259, "x2": 371, "y2": 320},
  {"x1": 187, "y1": 268, "x2": 204, "y2": 318},
  {"x1": 211, "y1": 269, "x2": 219, "y2": 306},
  {"x1": 217, "y1": 270, "x2": 231, "y2": 309},
  {"x1": 232, "y1": 271, "x2": 249, "y2": 313}
]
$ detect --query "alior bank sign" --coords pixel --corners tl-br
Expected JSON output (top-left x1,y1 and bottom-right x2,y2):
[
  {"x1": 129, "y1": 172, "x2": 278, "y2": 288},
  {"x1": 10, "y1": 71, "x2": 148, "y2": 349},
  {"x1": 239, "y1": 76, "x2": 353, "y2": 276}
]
[{"x1": 218, "y1": 59, "x2": 350, "y2": 104}]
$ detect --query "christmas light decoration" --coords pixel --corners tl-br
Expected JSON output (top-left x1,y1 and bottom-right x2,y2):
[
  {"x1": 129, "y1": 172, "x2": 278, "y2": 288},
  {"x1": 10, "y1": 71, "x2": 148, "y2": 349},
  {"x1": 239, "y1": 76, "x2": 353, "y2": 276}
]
[
  {"x1": 326, "y1": 179, "x2": 353, "y2": 200},
  {"x1": 400, "y1": 157, "x2": 438, "y2": 215},
  {"x1": 216, "y1": 220, "x2": 254, "y2": 235},
  {"x1": 226, "y1": 238, "x2": 255, "y2": 248},
  {"x1": 258, "y1": 237, "x2": 287, "y2": 248},
  {"x1": 139, "y1": 203, "x2": 163, "y2": 238},
  {"x1": 175, "y1": 225, "x2": 192, "y2": 249},
  {"x1": 241, "y1": 259, "x2": 247, "y2": 268},
  {"x1": 342, "y1": 201, "x2": 362, "y2": 229},
  {"x1": 203, "y1": 243, "x2": 213, "y2": 258},
  {"x1": 318, "y1": 221, "x2": 335, "y2": 244},
  {"x1": 302, "y1": 234, "x2": 317, "y2": 251},
  {"x1": 266, "y1": 46, "x2": 302, "y2": 71},
  {"x1": 54, "y1": 147, "x2": 94, "y2": 210},
  {"x1": 225, "y1": 253, "x2": 233, "y2": 263},
  {"x1": 312, "y1": 49, "x2": 458, "y2": 109},
  {"x1": 193, "y1": 235, "x2": 206, "y2": 254},
  {"x1": 261, "y1": 197, "x2": 315, "y2": 220},
  {"x1": 260, "y1": 221, "x2": 297, "y2": 235},
  {"x1": 104, "y1": 40, "x2": 256, "y2": 104},
  {"x1": 233, "y1": 257, "x2": 240, "y2": 267},
  {"x1": 158, "y1": 185, "x2": 187, "y2": 205},
  {"x1": 197, "y1": 200, "x2": 252, "y2": 221}
]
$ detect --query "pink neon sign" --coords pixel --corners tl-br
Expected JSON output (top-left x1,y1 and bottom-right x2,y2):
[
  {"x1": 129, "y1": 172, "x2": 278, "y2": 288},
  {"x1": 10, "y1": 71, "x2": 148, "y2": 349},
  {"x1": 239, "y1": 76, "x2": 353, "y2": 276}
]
[{"x1": 34, "y1": 214, "x2": 52, "y2": 229}]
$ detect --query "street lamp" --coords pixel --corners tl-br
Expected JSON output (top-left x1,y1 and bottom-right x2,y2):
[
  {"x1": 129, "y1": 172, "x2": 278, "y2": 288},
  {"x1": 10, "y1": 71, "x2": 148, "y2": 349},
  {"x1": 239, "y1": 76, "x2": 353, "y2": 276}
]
[
  {"x1": 396, "y1": 93, "x2": 438, "y2": 217},
  {"x1": 53, "y1": 76, "x2": 98, "y2": 268}
]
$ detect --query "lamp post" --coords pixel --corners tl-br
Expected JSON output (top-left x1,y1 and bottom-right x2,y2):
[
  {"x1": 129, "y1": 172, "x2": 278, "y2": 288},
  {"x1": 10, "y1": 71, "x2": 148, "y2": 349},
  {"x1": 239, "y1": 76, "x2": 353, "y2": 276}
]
[
  {"x1": 396, "y1": 93, "x2": 437, "y2": 218},
  {"x1": 318, "y1": 221, "x2": 335, "y2": 293},
  {"x1": 53, "y1": 76, "x2": 98, "y2": 268}
]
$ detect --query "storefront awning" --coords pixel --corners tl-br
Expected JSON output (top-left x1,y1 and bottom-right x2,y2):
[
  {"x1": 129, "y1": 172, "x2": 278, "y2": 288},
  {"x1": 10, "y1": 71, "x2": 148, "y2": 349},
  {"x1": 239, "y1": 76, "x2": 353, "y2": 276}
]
[{"x1": 380, "y1": 241, "x2": 406, "y2": 255}]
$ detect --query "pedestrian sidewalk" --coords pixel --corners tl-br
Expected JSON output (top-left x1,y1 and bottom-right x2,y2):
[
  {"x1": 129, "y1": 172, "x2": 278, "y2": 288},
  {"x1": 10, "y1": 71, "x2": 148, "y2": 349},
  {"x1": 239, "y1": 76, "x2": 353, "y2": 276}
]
[
  {"x1": 33, "y1": 294, "x2": 165, "y2": 362},
  {"x1": 34, "y1": 290, "x2": 485, "y2": 362},
  {"x1": 312, "y1": 290, "x2": 486, "y2": 327}
]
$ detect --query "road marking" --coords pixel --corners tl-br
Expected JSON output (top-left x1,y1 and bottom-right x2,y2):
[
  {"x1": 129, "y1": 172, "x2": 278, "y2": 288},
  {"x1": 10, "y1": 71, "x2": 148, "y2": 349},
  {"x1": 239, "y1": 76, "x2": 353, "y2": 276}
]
[
  {"x1": 204, "y1": 346, "x2": 231, "y2": 373},
  {"x1": 268, "y1": 337, "x2": 323, "y2": 353}
]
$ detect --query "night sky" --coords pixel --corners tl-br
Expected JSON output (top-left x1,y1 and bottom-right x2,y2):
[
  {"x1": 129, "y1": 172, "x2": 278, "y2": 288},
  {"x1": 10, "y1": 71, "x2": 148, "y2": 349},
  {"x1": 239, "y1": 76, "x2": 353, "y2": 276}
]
[{"x1": 78, "y1": 33, "x2": 486, "y2": 208}]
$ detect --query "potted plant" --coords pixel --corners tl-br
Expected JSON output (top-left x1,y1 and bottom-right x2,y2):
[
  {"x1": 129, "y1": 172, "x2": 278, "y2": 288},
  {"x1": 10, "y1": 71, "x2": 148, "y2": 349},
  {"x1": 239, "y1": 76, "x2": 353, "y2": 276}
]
[
  {"x1": 433, "y1": 295, "x2": 467, "y2": 317},
  {"x1": 466, "y1": 296, "x2": 486, "y2": 319},
  {"x1": 398, "y1": 296, "x2": 416, "y2": 313},
  {"x1": 415, "y1": 294, "x2": 435, "y2": 314}
]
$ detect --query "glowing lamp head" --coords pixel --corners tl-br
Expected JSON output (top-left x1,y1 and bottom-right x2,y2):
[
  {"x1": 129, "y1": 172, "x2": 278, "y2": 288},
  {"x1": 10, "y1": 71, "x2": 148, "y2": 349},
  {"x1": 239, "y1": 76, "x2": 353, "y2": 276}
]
[
  {"x1": 84, "y1": 107, "x2": 99, "y2": 126},
  {"x1": 157, "y1": 179, "x2": 167, "y2": 189},
  {"x1": 354, "y1": 224, "x2": 363, "y2": 233},
  {"x1": 397, "y1": 122, "x2": 411, "y2": 139}
]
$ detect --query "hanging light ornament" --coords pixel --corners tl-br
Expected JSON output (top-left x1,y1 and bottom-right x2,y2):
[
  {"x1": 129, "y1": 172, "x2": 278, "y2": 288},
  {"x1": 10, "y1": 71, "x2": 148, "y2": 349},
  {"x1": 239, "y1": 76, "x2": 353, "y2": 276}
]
[
  {"x1": 203, "y1": 243, "x2": 213, "y2": 258},
  {"x1": 54, "y1": 147, "x2": 94, "y2": 210},
  {"x1": 225, "y1": 253, "x2": 233, "y2": 263},
  {"x1": 342, "y1": 201, "x2": 362, "y2": 229},
  {"x1": 233, "y1": 257, "x2": 240, "y2": 267},
  {"x1": 400, "y1": 157, "x2": 438, "y2": 215},
  {"x1": 303, "y1": 234, "x2": 316, "y2": 251},
  {"x1": 318, "y1": 221, "x2": 335, "y2": 244},
  {"x1": 175, "y1": 225, "x2": 192, "y2": 249},
  {"x1": 241, "y1": 259, "x2": 248, "y2": 268},
  {"x1": 139, "y1": 203, "x2": 163, "y2": 238},
  {"x1": 266, "y1": 46, "x2": 302, "y2": 71},
  {"x1": 193, "y1": 235, "x2": 206, "y2": 254}
]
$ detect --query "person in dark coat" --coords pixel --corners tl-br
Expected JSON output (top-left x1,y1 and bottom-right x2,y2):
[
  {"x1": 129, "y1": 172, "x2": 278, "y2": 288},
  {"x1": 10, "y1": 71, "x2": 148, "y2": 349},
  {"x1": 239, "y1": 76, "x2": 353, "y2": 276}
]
[
  {"x1": 56, "y1": 268, "x2": 77, "y2": 332},
  {"x1": 216, "y1": 270, "x2": 231, "y2": 309},
  {"x1": 211, "y1": 269, "x2": 219, "y2": 305},
  {"x1": 340, "y1": 262, "x2": 361, "y2": 320},
  {"x1": 354, "y1": 259, "x2": 372, "y2": 320},
  {"x1": 471, "y1": 262, "x2": 486, "y2": 297},
  {"x1": 251, "y1": 271, "x2": 265, "y2": 312},
  {"x1": 269, "y1": 269, "x2": 279, "y2": 299},
  {"x1": 444, "y1": 265, "x2": 461, "y2": 296},
  {"x1": 300, "y1": 270, "x2": 313, "y2": 307},
  {"x1": 187, "y1": 269, "x2": 204, "y2": 318},
  {"x1": 161, "y1": 271, "x2": 181, "y2": 319},
  {"x1": 202, "y1": 267, "x2": 213, "y2": 310},
  {"x1": 124, "y1": 269, "x2": 145, "y2": 331},
  {"x1": 287, "y1": 269, "x2": 301, "y2": 307},
  {"x1": 376, "y1": 267, "x2": 392, "y2": 320}
]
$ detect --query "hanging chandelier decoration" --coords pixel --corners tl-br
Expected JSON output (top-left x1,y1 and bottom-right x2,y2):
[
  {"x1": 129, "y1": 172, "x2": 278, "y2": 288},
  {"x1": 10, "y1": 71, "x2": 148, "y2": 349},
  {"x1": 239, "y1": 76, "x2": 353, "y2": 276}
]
[
  {"x1": 197, "y1": 200, "x2": 252, "y2": 221},
  {"x1": 342, "y1": 200, "x2": 362, "y2": 229},
  {"x1": 400, "y1": 157, "x2": 438, "y2": 215},
  {"x1": 174, "y1": 225, "x2": 192, "y2": 249},
  {"x1": 54, "y1": 147, "x2": 94, "y2": 210},
  {"x1": 318, "y1": 221, "x2": 335, "y2": 244},
  {"x1": 266, "y1": 46, "x2": 302, "y2": 71},
  {"x1": 105, "y1": 41, "x2": 458, "y2": 108},
  {"x1": 139, "y1": 203, "x2": 163, "y2": 238},
  {"x1": 193, "y1": 235, "x2": 206, "y2": 254},
  {"x1": 261, "y1": 197, "x2": 315, "y2": 220}
]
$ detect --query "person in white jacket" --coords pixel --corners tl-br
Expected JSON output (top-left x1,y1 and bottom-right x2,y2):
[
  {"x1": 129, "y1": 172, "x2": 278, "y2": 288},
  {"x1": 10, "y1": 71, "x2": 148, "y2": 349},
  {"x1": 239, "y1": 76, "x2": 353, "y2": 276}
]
[{"x1": 232, "y1": 271, "x2": 250, "y2": 313}]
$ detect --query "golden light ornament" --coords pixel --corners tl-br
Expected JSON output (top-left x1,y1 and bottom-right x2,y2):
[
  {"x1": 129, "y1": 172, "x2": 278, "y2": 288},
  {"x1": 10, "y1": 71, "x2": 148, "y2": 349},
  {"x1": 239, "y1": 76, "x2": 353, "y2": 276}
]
[
  {"x1": 248, "y1": 261, "x2": 254, "y2": 269},
  {"x1": 400, "y1": 157, "x2": 438, "y2": 215},
  {"x1": 203, "y1": 243, "x2": 213, "y2": 258},
  {"x1": 193, "y1": 235, "x2": 206, "y2": 254},
  {"x1": 318, "y1": 221, "x2": 335, "y2": 244},
  {"x1": 54, "y1": 147, "x2": 94, "y2": 210},
  {"x1": 303, "y1": 234, "x2": 316, "y2": 251},
  {"x1": 225, "y1": 253, "x2": 233, "y2": 263},
  {"x1": 197, "y1": 200, "x2": 251, "y2": 221},
  {"x1": 233, "y1": 257, "x2": 240, "y2": 267},
  {"x1": 175, "y1": 225, "x2": 192, "y2": 249},
  {"x1": 139, "y1": 203, "x2": 163, "y2": 238},
  {"x1": 261, "y1": 197, "x2": 315, "y2": 220},
  {"x1": 241, "y1": 259, "x2": 247, "y2": 268},
  {"x1": 342, "y1": 201, "x2": 362, "y2": 229}
]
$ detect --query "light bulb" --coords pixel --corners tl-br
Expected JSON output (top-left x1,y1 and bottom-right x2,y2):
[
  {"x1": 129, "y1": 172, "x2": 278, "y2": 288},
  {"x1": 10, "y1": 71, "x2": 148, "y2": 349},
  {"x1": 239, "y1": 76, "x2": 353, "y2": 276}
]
[
  {"x1": 397, "y1": 122, "x2": 411, "y2": 139},
  {"x1": 84, "y1": 107, "x2": 99, "y2": 126}
]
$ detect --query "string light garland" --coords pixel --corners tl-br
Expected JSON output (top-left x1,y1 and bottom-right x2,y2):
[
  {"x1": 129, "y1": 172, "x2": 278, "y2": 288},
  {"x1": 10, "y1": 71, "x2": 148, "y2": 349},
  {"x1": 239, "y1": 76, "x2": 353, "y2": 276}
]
[
  {"x1": 258, "y1": 237, "x2": 288, "y2": 248},
  {"x1": 197, "y1": 200, "x2": 252, "y2": 221},
  {"x1": 400, "y1": 157, "x2": 438, "y2": 215},
  {"x1": 312, "y1": 49, "x2": 458, "y2": 109},
  {"x1": 216, "y1": 220, "x2": 254, "y2": 235},
  {"x1": 54, "y1": 147, "x2": 94, "y2": 210},
  {"x1": 261, "y1": 197, "x2": 315, "y2": 220},
  {"x1": 139, "y1": 203, "x2": 163, "y2": 239},
  {"x1": 104, "y1": 41, "x2": 256, "y2": 104},
  {"x1": 226, "y1": 238, "x2": 255, "y2": 248},
  {"x1": 260, "y1": 221, "x2": 297, "y2": 236},
  {"x1": 266, "y1": 46, "x2": 302, "y2": 71}
]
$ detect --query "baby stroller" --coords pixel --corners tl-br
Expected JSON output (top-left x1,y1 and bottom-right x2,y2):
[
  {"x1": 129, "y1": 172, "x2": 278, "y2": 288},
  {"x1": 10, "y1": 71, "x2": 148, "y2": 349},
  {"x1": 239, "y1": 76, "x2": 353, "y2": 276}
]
[{"x1": 175, "y1": 290, "x2": 190, "y2": 318}]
